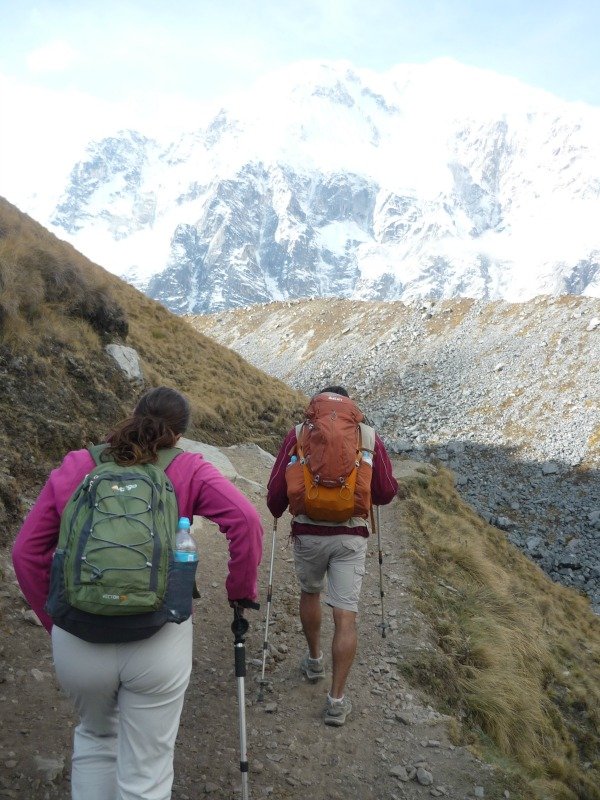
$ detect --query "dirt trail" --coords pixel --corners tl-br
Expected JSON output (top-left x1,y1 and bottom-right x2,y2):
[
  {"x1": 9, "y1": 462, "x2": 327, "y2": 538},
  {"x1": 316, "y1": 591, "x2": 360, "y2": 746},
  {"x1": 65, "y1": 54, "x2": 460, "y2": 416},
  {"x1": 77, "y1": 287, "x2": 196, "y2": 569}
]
[{"x1": 0, "y1": 448, "x2": 503, "y2": 800}]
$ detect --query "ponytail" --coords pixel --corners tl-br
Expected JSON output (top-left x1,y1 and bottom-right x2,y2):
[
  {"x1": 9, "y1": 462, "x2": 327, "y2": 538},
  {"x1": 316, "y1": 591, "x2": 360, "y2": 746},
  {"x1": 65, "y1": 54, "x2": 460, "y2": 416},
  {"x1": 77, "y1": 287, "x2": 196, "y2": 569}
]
[{"x1": 104, "y1": 387, "x2": 190, "y2": 466}]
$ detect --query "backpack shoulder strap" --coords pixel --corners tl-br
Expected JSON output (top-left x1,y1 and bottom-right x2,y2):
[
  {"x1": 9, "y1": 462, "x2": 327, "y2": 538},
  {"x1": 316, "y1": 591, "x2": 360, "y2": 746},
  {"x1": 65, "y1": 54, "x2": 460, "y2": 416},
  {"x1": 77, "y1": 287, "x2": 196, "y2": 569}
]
[
  {"x1": 294, "y1": 424, "x2": 305, "y2": 457},
  {"x1": 359, "y1": 423, "x2": 376, "y2": 453},
  {"x1": 87, "y1": 443, "x2": 110, "y2": 466},
  {"x1": 155, "y1": 447, "x2": 183, "y2": 471}
]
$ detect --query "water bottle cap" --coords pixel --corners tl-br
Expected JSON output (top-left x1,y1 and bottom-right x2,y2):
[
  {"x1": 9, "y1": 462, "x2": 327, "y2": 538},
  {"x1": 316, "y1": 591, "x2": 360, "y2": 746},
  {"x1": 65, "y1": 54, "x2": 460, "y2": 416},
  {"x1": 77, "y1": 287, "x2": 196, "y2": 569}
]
[{"x1": 177, "y1": 517, "x2": 191, "y2": 529}]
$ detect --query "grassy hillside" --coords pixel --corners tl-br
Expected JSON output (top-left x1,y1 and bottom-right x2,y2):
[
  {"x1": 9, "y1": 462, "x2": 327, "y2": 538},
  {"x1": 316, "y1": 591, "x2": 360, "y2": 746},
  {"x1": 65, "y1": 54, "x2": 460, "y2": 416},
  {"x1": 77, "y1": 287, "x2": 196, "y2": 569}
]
[
  {"x1": 0, "y1": 197, "x2": 306, "y2": 544},
  {"x1": 397, "y1": 467, "x2": 600, "y2": 800}
]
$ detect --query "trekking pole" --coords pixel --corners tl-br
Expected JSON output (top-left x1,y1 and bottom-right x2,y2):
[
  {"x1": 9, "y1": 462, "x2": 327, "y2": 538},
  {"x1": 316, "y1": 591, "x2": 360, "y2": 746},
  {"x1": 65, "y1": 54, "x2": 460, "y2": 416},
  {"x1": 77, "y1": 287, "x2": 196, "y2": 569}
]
[
  {"x1": 258, "y1": 517, "x2": 277, "y2": 702},
  {"x1": 232, "y1": 602, "x2": 251, "y2": 800},
  {"x1": 371, "y1": 505, "x2": 389, "y2": 638}
]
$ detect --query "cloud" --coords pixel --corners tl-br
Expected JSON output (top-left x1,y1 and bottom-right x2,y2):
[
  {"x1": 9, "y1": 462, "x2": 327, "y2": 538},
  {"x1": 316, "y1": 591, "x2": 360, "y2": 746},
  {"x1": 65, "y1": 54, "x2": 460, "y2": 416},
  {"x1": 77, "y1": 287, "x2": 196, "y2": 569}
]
[
  {"x1": 26, "y1": 40, "x2": 78, "y2": 74},
  {"x1": 0, "y1": 72, "x2": 132, "y2": 218}
]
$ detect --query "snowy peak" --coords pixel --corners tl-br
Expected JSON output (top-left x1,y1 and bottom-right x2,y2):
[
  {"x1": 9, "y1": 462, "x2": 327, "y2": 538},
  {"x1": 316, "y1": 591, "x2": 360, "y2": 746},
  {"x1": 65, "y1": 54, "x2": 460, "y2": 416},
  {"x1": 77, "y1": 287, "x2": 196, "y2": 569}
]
[
  {"x1": 52, "y1": 130, "x2": 160, "y2": 238},
  {"x1": 35, "y1": 60, "x2": 600, "y2": 311}
]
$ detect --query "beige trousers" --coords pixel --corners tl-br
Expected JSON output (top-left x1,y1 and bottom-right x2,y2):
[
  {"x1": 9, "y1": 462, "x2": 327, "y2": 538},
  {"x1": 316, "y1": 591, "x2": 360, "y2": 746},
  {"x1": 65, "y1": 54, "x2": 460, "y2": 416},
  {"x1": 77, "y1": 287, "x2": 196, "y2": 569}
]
[{"x1": 52, "y1": 618, "x2": 193, "y2": 800}]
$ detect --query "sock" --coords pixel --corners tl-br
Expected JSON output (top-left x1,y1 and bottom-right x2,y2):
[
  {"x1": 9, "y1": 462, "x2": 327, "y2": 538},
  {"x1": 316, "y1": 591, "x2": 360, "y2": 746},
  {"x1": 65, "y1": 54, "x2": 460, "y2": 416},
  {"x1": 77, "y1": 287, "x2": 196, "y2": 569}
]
[
  {"x1": 327, "y1": 693, "x2": 344, "y2": 704},
  {"x1": 308, "y1": 652, "x2": 323, "y2": 663}
]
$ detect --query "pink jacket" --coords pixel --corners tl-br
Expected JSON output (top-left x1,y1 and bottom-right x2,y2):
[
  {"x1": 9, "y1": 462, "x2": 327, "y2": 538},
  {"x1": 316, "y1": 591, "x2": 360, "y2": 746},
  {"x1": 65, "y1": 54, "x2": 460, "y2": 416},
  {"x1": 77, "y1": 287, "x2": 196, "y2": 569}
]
[{"x1": 12, "y1": 449, "x2": 264, "y2": 632}]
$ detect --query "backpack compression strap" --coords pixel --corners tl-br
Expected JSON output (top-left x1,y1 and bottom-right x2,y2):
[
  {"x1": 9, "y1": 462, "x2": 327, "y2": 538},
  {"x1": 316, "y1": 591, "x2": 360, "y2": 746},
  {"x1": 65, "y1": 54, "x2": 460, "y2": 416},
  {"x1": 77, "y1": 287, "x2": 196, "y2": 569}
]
[
  {"x1": 87, "y1": 444, "x2": 184, "y2": 471},
  {"x1": 295, "y1": 423, "x2": 375, "y2": 454}
]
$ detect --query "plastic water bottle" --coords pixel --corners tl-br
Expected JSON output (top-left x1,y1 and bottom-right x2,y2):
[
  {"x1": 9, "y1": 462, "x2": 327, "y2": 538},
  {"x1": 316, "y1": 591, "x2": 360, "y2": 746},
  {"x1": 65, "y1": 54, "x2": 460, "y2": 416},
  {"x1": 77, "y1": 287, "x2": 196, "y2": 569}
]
[
  {"x1": 174, "y1": 517, "x2": 198, "y2": 563},
  {"x1": 362, "y1": 450, "x2": 373, "y2": 466},
  {"x1": 288, "y1": 455, "x2": 298, "y2": 466}
]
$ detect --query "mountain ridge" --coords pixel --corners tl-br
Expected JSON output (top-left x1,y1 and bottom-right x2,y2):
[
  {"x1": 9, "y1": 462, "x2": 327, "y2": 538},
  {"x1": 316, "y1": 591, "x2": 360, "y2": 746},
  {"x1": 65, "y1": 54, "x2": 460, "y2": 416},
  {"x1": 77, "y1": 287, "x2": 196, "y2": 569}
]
[
  {"x1": 191, "y1": 294, "x2": 600, "y2": 467},
  {"x1": 14, "y1": 59, "x2": 600, "y2": 312}
]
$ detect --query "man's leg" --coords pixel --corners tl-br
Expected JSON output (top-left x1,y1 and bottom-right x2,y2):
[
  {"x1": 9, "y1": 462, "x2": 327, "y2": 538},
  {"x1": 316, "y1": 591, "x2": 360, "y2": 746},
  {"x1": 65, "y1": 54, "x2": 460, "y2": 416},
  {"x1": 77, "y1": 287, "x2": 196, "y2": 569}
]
[
  {"x1": 293, "y1": 536, "x2": 328, "y2": 678},
  {"x1": 330, "y1": 607, "x2": 357, "y2": 699},
  {"x1": 299, "y1": 590, "x2": 322, "y2": 659},
  {"x1": 325, "y1": 535, "x2": 367, "y2": 701}
]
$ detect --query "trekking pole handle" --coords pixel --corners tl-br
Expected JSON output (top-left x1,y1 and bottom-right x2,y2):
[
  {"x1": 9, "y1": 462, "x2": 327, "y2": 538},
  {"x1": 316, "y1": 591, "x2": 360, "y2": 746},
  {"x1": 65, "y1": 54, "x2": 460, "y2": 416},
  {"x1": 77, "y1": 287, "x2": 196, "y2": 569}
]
[
  {"x1": 232, "y1": 604, "x2": 249, "y2": 679},
  {"x1": 231, "y1": 604, "x2": 250, "y2": 640},
  {"x1": 234, "y1": 641, "x2": 246, "y2": 678}
]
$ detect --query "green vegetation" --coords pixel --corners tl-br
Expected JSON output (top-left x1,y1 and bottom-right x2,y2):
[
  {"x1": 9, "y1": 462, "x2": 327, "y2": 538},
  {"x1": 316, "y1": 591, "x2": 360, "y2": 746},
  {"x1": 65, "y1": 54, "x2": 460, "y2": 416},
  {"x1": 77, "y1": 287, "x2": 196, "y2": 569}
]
[
  {"x1": 0, "y1": 197, "x2": 306, "y2": 544},
  {"x1": 398, "y1": 468, "x2": 600, "y2": 800}
]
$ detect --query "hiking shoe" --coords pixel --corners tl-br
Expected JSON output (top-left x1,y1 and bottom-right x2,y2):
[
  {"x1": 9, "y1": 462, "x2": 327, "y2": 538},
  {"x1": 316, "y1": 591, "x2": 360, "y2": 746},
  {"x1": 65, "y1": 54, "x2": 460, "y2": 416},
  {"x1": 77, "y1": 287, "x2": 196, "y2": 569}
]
[
  {"x1": 324, "y1": 694, "x2": 352, "y2": 726},
  {"x1": 300, "y1": 653, "x2": 324, "y2": 681}
]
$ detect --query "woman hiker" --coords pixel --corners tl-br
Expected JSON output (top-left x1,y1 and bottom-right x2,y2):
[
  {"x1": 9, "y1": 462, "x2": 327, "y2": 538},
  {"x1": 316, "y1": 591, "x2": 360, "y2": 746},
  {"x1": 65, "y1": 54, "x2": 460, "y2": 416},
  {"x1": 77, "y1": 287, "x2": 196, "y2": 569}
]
[{"x1": 12, "y1": 386, "x2": 264, "y2": 800}]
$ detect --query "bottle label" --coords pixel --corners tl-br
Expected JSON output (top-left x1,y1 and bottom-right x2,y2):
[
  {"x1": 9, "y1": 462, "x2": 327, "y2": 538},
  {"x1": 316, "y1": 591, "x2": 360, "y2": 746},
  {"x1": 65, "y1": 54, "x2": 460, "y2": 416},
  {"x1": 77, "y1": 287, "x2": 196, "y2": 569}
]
[{"x1": 174, "y1": 551, "x2": 199, "y2": 563}]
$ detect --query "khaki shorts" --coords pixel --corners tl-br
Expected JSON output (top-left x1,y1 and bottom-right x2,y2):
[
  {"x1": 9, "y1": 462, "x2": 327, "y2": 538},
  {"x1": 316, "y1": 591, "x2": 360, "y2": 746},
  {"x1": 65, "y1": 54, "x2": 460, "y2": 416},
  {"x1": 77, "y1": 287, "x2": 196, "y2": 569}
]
[{"x1": 292, "y1": 534, "x2": 368, "y2": 613}]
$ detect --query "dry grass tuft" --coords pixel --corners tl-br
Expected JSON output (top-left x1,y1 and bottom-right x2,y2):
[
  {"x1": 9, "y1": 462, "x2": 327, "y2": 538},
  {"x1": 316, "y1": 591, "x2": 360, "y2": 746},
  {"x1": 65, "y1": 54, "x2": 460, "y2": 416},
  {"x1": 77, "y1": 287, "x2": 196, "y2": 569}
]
[{"x1": 398, "y1": 467, "x2": 600, "y2": 800}]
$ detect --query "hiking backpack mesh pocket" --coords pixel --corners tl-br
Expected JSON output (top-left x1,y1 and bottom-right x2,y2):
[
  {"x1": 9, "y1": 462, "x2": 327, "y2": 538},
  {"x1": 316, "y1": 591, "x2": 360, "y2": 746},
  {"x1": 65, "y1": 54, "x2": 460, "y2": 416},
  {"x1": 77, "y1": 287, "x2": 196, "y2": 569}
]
[{"x1": 47, "y1": 447, "x2": 181, "y2": 617}]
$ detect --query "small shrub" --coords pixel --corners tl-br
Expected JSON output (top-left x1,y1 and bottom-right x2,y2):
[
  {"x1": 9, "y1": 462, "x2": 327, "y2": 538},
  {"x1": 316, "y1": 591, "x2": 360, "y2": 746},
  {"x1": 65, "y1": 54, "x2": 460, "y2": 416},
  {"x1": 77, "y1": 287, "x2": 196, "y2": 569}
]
[{"x1": 67, "y1": 286, "x2": 129, "y2": 338}]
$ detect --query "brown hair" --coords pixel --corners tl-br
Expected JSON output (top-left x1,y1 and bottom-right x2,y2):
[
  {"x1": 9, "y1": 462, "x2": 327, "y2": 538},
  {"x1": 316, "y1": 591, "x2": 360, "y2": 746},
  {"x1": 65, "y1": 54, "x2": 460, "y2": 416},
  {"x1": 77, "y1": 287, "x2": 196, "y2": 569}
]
[
  {"x1": 104, "y1": 386, "x2": 190, "y2": 466},
  {"x1": 318, "y1": 385, "x2": 349, "y2": 397}
]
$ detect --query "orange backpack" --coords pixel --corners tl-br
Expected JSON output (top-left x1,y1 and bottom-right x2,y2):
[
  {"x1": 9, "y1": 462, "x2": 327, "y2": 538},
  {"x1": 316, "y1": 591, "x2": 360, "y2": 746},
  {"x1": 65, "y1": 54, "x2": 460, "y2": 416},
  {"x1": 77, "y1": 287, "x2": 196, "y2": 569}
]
[{"x1": 285, "y1": 392, "x2": 375, "y2": 523}]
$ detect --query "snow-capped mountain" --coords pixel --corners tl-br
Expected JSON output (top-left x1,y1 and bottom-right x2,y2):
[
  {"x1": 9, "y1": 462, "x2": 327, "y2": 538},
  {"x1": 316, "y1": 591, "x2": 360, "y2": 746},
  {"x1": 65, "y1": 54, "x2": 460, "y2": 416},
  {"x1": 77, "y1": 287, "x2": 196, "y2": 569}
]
[{"x1": 34, "y1": 60, "x2": 600, "y2": 311}]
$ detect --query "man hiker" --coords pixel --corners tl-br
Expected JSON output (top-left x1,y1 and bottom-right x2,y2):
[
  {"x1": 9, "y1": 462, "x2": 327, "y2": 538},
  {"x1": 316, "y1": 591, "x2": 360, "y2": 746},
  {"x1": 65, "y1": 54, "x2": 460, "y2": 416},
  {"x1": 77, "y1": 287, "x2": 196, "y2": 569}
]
[{"x1": 267, "y1": 385, "x2": 398, "y2": 726}]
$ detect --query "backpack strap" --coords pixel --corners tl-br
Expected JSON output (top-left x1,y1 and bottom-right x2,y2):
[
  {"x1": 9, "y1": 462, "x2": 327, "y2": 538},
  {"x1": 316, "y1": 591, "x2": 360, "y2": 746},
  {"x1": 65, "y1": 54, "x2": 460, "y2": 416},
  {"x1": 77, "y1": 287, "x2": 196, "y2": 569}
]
[
  {"x1": 88, "y1": 443, "x2": 110, "y2": 466},
  {"x1": 358, "y1": 423, "x2": 375, "y2": 453},
  {"x1": 87, "y1": 444, "x2": 183, "y2": 471},
  {"x1": 155, "y1": 447, "x2": 183, "y2": 471},
  {"x1": 296, "y1": 422, "x2": 375, "y2": 454}
]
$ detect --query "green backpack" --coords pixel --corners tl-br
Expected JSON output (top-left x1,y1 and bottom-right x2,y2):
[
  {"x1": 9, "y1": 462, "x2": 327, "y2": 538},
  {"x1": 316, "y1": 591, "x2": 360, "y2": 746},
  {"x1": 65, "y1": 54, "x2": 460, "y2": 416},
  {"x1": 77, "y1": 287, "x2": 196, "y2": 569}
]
[{"x1": 46, "y1": 445, "x2": 196, "y2": 642}]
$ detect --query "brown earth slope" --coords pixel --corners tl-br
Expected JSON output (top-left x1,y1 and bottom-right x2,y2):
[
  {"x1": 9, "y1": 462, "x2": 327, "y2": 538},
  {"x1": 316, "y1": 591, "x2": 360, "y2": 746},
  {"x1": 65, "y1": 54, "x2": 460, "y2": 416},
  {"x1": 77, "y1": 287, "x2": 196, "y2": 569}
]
[{"x1": 0, "y1": 197, "x2": 306, "y2": 545}]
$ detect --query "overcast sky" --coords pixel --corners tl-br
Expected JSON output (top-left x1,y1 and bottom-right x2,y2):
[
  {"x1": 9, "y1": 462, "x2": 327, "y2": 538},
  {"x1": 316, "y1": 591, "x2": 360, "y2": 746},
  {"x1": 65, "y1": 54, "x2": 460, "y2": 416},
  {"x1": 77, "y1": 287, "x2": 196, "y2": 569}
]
[
  {"x1": 1, "y1": 0, "x2": 599, "y2": 212},
  {"x1": 1, "y1": 0, "x2": 599, "y2": 107}
]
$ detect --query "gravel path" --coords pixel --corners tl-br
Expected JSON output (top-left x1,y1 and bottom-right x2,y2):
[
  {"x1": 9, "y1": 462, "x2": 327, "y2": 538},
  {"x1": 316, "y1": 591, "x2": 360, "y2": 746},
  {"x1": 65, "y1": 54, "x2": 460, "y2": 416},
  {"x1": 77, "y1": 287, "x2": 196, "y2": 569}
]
[{"x1": 0, "y1": 446, "x2": 504, "y2": 800}]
